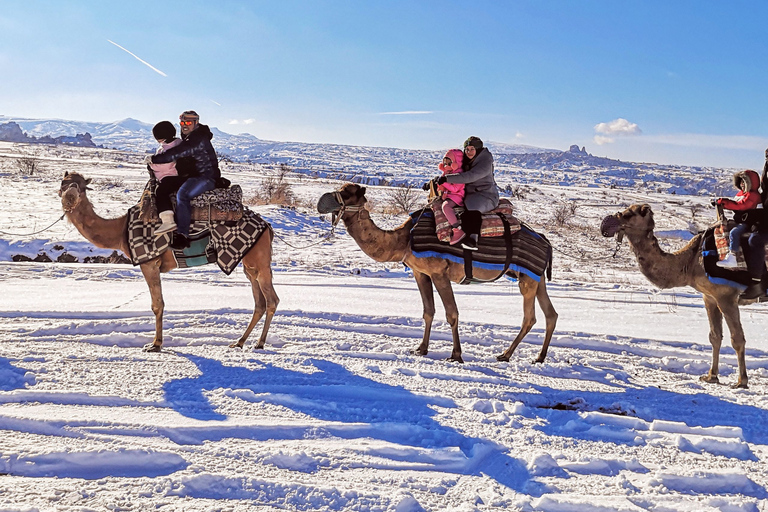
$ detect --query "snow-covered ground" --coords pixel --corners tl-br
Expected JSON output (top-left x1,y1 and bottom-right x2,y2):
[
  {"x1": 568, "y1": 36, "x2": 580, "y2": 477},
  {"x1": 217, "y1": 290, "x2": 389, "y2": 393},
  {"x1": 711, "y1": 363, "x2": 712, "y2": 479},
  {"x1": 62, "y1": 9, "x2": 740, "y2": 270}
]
[{"x1": 0, "y1": 142, "x2": 767, "y2": 511}]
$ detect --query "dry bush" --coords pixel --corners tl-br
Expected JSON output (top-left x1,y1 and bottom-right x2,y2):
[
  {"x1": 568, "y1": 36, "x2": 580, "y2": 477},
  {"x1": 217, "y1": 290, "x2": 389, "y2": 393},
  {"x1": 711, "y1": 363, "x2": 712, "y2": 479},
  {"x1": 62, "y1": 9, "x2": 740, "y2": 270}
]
[
  {"x1": 551, "y1": 201, "x2": 578, "y2": 226},
  {"x1": 246, "y1": 163, "x2": 296, "y2": 206},
  {"x1": 384, "y1": 184, "x2": 421, "y2": 214},
  {"x1": 16, "y1": 153, "x2": 42, "y2": 175}
]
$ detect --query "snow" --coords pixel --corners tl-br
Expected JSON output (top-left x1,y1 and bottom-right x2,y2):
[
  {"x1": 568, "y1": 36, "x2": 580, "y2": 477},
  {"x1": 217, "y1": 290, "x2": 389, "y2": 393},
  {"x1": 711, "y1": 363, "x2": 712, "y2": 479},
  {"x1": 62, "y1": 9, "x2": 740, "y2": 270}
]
[{"x1": 0, "y1": 142, "x2": 767, "y2": 511}]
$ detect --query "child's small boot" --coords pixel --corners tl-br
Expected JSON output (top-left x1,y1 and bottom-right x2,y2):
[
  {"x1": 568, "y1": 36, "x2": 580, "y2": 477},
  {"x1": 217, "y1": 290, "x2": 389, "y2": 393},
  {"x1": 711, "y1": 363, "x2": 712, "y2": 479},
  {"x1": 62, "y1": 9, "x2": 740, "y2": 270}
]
[
  {"x1": 449, "y1": 226, "x2": 466, "y2": 245},
  {"x1": 155, "y1": 210, "x2": 177, "y2": 236},
  {"x1": 717, "y1": 251, "x2": 739, "y2": 268}
]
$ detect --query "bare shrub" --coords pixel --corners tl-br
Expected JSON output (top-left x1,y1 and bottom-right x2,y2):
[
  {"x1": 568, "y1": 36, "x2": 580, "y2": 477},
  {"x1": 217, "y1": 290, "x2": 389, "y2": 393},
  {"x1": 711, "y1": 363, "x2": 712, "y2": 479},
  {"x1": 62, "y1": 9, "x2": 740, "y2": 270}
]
[
  {"x1": 99, "y1": 177, "x2": 126, "y2": 189},
  {"x1": 505, "y1": 184, "x2": 527, "y2": 199},
  {"x1": 16, "y1": 153, "x2": 42, "y2": 175},
  {"x1": 551, "y1": 201, "x2": 578, "y2": 226},
  {"x1": 384, "y1": 184, "x2": 421, "y2": 214},
  {"x1": 246, "y1": 163, "x2": 296, "y2": 206}
]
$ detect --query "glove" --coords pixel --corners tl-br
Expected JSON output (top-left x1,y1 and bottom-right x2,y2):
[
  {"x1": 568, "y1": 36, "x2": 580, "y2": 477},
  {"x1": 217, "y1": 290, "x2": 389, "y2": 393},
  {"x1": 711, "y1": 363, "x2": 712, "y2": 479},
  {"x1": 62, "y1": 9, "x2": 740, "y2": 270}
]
[
  {"x1": 421, "y1": 181, "x2": 432, "y2": 191},
  {"x1": 710, "y1": 198, "x2": 723, "y2": 206},
  {"x1": 144, "y1": 155, "x2": 154, "y2": 165},
  {"x1": 436, "y1": 175, "x2": 448, "y2": 185}
]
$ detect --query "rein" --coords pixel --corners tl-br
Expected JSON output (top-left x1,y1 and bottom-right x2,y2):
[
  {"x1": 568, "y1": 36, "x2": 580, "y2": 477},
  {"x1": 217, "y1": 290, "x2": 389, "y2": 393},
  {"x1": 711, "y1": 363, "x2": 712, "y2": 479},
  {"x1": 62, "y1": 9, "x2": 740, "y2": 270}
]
[{"x1": 0, "y1": 181, "x2": 80, "y2": 237}]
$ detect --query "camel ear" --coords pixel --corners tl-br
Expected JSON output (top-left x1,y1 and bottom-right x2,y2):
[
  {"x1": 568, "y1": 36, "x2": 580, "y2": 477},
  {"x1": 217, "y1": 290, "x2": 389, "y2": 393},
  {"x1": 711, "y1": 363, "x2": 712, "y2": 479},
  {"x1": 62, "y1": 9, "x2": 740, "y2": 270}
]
[
  {"x1": 64, "y1": 171, "x2": 69, "y2": 177},
  {"x1": 640, "y1": 204, "x2": 651, "y2": 216},
  {"x1": 85, "y1": 178, "x2": 92, "y2": 185},
  {"x1": 357, "y1": 186, "x2": 366, "y2": 197}
]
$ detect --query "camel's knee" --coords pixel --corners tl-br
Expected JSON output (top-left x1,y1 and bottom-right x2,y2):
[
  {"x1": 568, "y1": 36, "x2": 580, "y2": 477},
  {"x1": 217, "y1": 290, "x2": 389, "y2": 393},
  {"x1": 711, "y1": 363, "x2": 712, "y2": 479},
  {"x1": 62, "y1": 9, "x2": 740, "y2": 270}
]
[
  {"x1": 445, "y1": 311, "x2": 459, "y2": 326},
  {"x1": 151, "y1": 301, "x2": 164, "y2": 316}
]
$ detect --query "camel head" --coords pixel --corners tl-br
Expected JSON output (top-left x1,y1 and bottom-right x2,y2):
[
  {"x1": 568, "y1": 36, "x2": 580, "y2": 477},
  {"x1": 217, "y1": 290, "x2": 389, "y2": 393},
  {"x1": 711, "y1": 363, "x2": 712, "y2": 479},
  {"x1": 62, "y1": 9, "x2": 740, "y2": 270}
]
[
  {"x1": 601, "y1": 204, "x2": 655, "y2": 240},
  {"x1": 317, "y1": 183, "x2": 368, "y2": 224},
  {"x1": 59, "y1": 171, "x2": 92, "y2": 212}
]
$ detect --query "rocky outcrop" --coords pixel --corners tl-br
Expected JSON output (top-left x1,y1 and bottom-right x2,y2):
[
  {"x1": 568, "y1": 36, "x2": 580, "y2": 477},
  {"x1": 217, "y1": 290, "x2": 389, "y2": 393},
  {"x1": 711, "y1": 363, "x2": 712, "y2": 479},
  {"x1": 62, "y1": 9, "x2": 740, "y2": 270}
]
[{"x1": 0, "y1": 122, "x2": 96, "y2": 147}]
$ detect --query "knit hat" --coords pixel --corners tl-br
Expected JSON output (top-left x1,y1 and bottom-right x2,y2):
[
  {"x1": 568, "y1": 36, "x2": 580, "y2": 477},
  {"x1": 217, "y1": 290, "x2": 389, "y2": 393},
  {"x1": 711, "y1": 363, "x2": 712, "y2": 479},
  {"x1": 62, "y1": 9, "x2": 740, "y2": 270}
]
[
  {"x1": 179, "y1": 110, "x2": 200, "y2": 122},
  {"x1": 152, "y1": 121, "x2": 176, "y2": 142},
  {"x1": 463, "y1": 136, "x2": 483, "y2": 151},
  {"x1": 439, "y1": 149, "x2": 464, "y2": 173}
]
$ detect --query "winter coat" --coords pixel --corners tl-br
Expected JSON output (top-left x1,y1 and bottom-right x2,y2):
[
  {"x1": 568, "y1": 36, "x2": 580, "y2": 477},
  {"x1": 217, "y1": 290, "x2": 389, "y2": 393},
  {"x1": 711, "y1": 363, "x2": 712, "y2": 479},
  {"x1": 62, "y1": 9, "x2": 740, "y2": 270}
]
[
  {"x1": 149, "y1": 138, "x2": 183, "y2": 182},
  {"x1": 151, "y1": 124, "x2": 220, "y2": 182},
  {"x1": 444, "y1": 147, "x2": 499, "y2": 212},
  {"x1": 437, "y1": 149, "x2": 465, "y2": 206},
  {"x1": 719, "y1": 169, "x2": 761, "y2": 212}
]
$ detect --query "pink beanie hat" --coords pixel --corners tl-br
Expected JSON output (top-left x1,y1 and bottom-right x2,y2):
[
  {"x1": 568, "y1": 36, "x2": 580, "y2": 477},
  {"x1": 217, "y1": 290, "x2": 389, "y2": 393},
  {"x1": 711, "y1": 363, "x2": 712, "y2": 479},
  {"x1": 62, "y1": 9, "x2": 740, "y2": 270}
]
[{"x1": 438, "y1": 149, "x2": 464, "y2": 173}]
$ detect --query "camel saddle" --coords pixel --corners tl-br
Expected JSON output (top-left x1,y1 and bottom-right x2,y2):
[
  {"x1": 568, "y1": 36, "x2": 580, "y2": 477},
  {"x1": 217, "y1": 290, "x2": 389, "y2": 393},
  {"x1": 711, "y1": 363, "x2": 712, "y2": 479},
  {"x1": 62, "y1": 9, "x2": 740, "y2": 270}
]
[
  {"x1": 430, "y1": 198, "x2": 521, "y2": 243},
  {"x1": 139, "y1": 181, "x2": 244, "y2": 223},
  {"x1": 702, "y1": 224, "x2": 766, "y2": 289},
  {"x1": 409, "y1": 208, "x2": 552, "y2": 284}
]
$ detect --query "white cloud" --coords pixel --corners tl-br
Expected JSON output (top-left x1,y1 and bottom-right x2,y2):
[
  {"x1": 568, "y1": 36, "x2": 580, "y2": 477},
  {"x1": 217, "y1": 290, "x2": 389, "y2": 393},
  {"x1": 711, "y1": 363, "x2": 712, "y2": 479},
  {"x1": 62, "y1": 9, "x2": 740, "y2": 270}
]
[
  {"x1": 594, "y1": 118, "x2": 642, "y2": 136},
  {"x1": 228, "y1": 119, "x2": 239, "y2": 125},
  {"x1": 229, "y1": 118, "x2": 256, "y2": 125},
  {"x1": 378, "y1": 111, "x2": 433, "y2": 115},
  {"x1": 515, "y1": 131, "x2": 524, "y2": 140}
]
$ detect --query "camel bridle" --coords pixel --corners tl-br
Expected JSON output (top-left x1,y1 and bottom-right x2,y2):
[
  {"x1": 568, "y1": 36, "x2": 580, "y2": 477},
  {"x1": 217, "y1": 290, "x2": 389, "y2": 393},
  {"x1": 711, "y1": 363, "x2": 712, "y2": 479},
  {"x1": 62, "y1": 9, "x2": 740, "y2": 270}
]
[{"x1": 330, "y1": 190, "x2": 367, "y2": 227}]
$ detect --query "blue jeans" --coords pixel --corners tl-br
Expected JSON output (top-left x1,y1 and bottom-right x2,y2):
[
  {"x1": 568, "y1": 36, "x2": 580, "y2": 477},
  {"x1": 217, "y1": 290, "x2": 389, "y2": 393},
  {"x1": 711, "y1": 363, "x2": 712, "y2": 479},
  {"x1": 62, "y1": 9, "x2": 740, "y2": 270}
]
[
  {"x1": 746, "y1": 231, "x2": 768, "y2": 279},
  {"x1": 729, "y1": 223, "x2": 748, "y2": 253},
  {"x1": 175, "y1": 177, "x2": 215, "y2": 236}
]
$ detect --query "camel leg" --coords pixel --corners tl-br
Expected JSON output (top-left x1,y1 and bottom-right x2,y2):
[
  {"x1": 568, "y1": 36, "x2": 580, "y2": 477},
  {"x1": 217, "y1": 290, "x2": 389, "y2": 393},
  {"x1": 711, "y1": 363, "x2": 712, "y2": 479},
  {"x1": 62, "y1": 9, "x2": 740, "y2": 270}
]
[
  {"x1": 532, "y1": 280, "x2": 558, "y2": 363},
  {"x1": 432, "y1": 275, "x2": 463, "y2": 363},
  {"x1": 231, "y1": 239, "x2": 280, "y2": 349},
  {"x1": 497, "y1": 276, "x2": 538, "y2": 362},
  {"x1": 140, "y1": 258, "x2": 164, "y2": 352},
  {"x1": 716, "y1": 297, "x2": 749, "y2": 389},
  {"x1": 700, "y1": 294, "x2": 723, "y2": 384},
  {"x1": 411, "y1": 271, "x2": 435, "y2": 356}
]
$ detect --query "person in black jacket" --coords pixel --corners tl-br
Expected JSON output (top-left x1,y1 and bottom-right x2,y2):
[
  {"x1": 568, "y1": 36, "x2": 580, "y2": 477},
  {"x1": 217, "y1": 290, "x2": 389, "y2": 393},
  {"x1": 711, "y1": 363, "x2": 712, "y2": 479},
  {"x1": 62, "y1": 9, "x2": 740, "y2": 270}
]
[{"x1": 149, "y1": 110, "x2": 221, "y2": 249}]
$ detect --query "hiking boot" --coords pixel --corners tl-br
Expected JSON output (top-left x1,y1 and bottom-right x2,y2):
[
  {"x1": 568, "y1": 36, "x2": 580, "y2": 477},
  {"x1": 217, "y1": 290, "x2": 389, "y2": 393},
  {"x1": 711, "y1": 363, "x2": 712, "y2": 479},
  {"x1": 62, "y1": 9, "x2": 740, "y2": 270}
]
[
  {"x1": 171, "y1": 233, "x2": 190, "y2": 250},
  {"x1": 449, "y1": 227, "x2": 466, "y2": 245},
  {"x1": 716, "y1": 252, "x2": 739, "y2": 268},
  {"x1": 154, "y1": 211, "x2": 177, "y2": 236},
  {"x1": 461, "y1": 234, "x2": 479, "y2": 251},
  {"x1": 741, "y1": 279, "x2": 765, "y2": 300}
]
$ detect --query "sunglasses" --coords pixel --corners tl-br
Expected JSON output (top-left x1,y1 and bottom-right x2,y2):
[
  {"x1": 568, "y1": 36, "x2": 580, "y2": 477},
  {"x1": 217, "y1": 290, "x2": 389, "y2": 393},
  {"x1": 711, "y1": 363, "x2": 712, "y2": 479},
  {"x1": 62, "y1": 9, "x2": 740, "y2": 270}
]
[{"x1": 180, "y1": 120, "x2": 196, "y2": 126}]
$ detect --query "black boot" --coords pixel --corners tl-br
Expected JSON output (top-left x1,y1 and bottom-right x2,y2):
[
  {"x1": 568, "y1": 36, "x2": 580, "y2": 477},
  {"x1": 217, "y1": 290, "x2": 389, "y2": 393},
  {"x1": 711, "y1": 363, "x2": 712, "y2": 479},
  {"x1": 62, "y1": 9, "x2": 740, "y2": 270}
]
[
  {"x1": 171, "y1": 233, "x2": 190, "y2": 250},
  {"x1": 461, "y1": 234, "x2": 479, "y2": 251},
  {"x1": 741, "y1": 279, "x2": 765, "y2": 300}
]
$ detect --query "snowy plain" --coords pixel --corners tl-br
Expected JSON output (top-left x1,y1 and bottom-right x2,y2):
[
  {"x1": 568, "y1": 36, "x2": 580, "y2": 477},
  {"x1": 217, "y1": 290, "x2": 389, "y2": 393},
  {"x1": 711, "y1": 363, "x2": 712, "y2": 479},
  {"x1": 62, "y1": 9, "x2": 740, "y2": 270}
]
[{"x1": 0, "y1": 141, "x2": 767, "y2": 511}]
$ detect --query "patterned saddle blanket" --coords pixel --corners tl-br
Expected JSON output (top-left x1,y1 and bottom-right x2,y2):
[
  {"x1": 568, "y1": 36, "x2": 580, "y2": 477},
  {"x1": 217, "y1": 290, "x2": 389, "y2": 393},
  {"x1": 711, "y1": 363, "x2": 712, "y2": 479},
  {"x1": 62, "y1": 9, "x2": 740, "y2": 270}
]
[
  {"x1": 127, "y1": 205, "x2": 269, "y2": 275},
  {"x1": 139, "y1": 181, "x2": 244, "y2": 223},
  {"x1": 430, "y1": 198, "x2": 520, "y2": 242},
  {"x1": 409, "y1": 209, "x2": 552, "y2": 282}
]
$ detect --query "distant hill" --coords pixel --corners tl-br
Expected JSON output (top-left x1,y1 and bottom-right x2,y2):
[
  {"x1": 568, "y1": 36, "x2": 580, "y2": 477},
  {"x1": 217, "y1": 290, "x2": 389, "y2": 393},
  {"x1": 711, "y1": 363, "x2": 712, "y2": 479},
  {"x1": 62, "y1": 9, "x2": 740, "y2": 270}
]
[{"x1": 0, "y1": 115, "x2": 733, "y2": 196}]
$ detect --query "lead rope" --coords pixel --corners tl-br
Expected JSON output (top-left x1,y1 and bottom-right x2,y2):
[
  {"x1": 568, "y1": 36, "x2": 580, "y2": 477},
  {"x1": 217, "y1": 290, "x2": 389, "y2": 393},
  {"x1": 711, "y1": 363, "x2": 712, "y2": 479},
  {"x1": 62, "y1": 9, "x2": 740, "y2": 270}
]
[{"x1": 0, "y1": 213, "x2": 67, "y2": 237}]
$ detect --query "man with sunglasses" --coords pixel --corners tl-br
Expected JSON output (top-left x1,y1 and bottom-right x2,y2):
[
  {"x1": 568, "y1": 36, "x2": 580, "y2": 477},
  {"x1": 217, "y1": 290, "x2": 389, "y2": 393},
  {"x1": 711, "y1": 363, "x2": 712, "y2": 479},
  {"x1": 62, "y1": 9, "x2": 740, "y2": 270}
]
[{"x1": 149, "y1": 110, "x2": 221, "y2": 249}]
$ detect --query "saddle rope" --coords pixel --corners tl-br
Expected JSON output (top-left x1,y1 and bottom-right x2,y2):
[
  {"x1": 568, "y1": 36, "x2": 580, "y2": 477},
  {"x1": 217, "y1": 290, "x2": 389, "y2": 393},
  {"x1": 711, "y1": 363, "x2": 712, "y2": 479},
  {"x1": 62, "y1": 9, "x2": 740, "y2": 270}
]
[{"x1": 0, "y1": 213, "x2": 67, "y2": 237}]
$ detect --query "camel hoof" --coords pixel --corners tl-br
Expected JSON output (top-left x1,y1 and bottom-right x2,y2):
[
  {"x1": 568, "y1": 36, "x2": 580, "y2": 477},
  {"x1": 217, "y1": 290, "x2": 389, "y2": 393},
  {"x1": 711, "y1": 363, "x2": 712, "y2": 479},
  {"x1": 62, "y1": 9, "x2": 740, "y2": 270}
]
[
  {"x1": 228, "y1": 343, "x2": 244, "y2": 349},
  {"x1": 410, "y1": 348, "x2": 428, "y2": 356},
  {"x1": 496, "y1": 354, "x2": 510, "y2": 362},
  {"x1": 730, "y1": 382, "x2": 749, "y2": 389},
  {"x1": 447, "y1": 355, "x2": 464, "y2": 364},
  {"x1": 143, "y1": 343, "x2": 162, "y2": 353},
  {"x1": 699, "y1": 374, "x2": 720, "y2": 384},
  {"x1": 533, "y1": 357, "x2": 546, "y2": 364}
]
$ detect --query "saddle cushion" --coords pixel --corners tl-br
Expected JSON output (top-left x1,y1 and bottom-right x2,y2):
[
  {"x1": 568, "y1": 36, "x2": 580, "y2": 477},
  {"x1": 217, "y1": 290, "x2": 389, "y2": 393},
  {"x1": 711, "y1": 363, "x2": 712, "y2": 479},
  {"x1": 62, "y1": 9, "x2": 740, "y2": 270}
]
[
  {"x1": 138, "y1": 181, "x2": 244, "y2": 223},
  {"x1": 429, "y1": 198, "x2": 521, "y2": 242},
  {"x1": 701, "y1": 226, "x2": 752, "y2": 288}
]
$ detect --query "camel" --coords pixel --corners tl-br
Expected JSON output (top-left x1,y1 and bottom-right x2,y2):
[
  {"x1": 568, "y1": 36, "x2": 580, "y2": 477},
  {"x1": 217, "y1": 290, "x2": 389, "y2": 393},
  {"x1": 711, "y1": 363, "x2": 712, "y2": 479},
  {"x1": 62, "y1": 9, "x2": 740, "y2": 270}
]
[
  {"x1": 58, "y1": 171, "x2": 279, "y2": 352},
  {"x1": 601, "y1": 204, "x2": 752, "y2": 388},
  {"x1": 318, "y1": 183, "x2": 558, "y2": 363}
]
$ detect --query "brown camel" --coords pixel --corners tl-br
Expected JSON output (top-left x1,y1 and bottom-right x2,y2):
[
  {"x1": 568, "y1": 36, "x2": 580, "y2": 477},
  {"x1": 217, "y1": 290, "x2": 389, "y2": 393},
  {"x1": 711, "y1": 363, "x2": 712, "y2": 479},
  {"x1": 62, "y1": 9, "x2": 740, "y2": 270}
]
[
  {"x1": 318, "y1": 183, "x2": 558, "y2": 363},
  {"x1": 58, "y1": 171, "x2": 279, "y2": 352},
  {"x1": 601, "y1": 204, "x2": 751, "y2": 388}
]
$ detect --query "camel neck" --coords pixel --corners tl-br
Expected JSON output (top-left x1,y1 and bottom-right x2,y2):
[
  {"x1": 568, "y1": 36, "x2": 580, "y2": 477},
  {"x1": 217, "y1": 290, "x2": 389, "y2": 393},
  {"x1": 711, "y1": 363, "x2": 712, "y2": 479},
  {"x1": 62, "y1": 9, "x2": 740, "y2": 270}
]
[
  {"x1": 626, "y1": 230, "x2": 697, "y2": 289},
  {"x1": 66, "y1": 197, "x2": 129, "y2": 254},
  {"x1": 342, "y1": 209, "x2": 410, "y2": 263}
]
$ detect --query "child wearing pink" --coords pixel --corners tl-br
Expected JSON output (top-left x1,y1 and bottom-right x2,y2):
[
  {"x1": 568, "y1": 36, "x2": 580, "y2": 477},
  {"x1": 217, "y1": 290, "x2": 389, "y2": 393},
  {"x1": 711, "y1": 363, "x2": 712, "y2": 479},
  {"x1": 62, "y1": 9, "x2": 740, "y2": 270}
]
[
  {"x1": 149, "y1": 121, "x2": 186, "y2": 235},
  {"x1": 437, "y1": 149, "x2": 467, "y2": 245}
]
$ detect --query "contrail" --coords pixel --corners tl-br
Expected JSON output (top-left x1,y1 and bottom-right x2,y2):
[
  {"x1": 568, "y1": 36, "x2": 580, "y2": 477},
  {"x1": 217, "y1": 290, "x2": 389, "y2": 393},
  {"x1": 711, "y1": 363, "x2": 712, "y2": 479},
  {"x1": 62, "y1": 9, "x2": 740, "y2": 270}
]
[
  {"x1": 210, "y1": 100, "x2": 222, "y2": 106},
  {"x1": 107, "y1": 39, "x2": 167, "y2": 77}
]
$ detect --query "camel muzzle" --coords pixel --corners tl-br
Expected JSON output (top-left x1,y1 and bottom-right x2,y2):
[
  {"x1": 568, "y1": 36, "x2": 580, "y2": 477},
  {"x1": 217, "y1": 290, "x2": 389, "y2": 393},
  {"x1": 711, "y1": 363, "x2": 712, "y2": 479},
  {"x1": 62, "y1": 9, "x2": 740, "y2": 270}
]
[
  {"x1": 317, "y1": 192, "x2": 342, "y2": 214},
  {"x1": 600, "y1": 215, "x2": 621, "y2": 238}
]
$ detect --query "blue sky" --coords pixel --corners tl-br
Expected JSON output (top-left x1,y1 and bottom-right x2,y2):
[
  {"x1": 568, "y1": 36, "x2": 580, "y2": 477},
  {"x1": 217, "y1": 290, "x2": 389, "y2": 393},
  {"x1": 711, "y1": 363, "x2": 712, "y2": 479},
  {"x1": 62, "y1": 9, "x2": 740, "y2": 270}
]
[{"x1": 1, "y1": 1, "x2": 767, "y2": 168}]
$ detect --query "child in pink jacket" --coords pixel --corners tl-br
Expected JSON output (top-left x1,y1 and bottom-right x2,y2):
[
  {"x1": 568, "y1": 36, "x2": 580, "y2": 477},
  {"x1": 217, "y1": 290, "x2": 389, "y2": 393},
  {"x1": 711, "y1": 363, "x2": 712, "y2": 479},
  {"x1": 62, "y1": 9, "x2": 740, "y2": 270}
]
[
  {"x1": 437, "y1": 149, "x2": 466, "y2": 245},
  {"x1": 148, "y1": 121, "x2": 185, "y2": 235}
]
